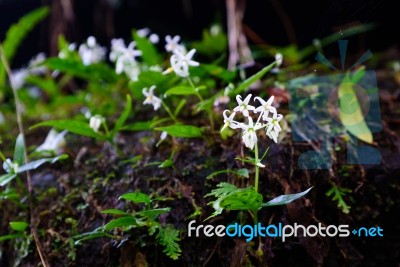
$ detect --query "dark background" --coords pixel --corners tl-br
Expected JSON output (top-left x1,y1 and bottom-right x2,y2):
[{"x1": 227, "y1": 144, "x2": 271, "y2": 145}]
[{"x1": 0, "y1": 0, "x2": 399, "y2": 67}]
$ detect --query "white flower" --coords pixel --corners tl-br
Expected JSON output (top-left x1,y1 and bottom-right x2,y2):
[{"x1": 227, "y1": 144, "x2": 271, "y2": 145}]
[
  {"x1": 267, "y1": 130, "x2": 279, "y2": 143},
  {"x1": 124, "y1": 61, "x2": 141, "y2": 81},
  {"x1": 89, "y1": 115, "x2": 105, "y2": 132},
  {"x1": 165, "y1": 35, "x2": 185, "y2": 53},
  {"x1": 275, "y1": 53, "x2": 283, "y2": 68},
  {"x1": 149, "y1": 33, "x2": 159, "y2": 44},
  {"x1": 233, "y1": 94, "x2": 256, "y2": 117},
  {"x1": 240, "y1": 117, "x2": 263, "y2": 150},
  {"x1": 170, "y1": 48, "x2": 199, "y2": 77},
  {"x1": 11, "y1": 69, "x2": 29, "y2": 89},
  {"x1": 36, "y1": 129, "x2": 67, "y2": 155},
  {"x1": 254, "y1": 96, "x2": 277, "y2": 120},
  {"x1": 28, "y1": 53, "x2": 47, "y2": 75},
  {"x1": 221, "y1": 110, "x2": 240, "y2": 132},
  {"x1": 142, "y1": 86, "x2": 161, "y2": 111},
  {"x1": 79, "y1": 36, "x2": 106, "y2": 65},
  {"x1": 256, "y1": 162, "x2": 266, "y2": 168},
  {"x1": 137, "y1": 28, "x2": 150, "y2": 37},
  {"x1": 160, "y1": 131, "x2": 168, "y2": 140},
  {"x1": 3, "y1": 158, "x2": 18, "y2": 173},
  {"x1": 265, "y1": 112, "x2": 283, "y2": 143},
  {"x1": 109, "y1": 38, "x2": 126, "y2": 62},
  {"x1": 115, "y1": 42, "x2": 141, "y2": 72}
]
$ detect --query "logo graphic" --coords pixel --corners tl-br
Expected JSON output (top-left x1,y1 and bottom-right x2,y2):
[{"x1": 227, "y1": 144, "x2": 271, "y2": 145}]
[{"x1": 288, "y1": 40, "x2": 382, "y2": 169}]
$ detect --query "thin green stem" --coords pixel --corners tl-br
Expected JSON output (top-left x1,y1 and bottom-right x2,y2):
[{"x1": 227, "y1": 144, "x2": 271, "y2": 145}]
[
  {"x1": 187, "y1": 77, "x2": 203, "y2": 101},
  {"x1": 102, "y1": 120, "x2": 110, "y2": 137},
  {"x1": 254, "y1": 142, "x2": 260, "y2": 193},
  {"x1": 186, "y1": 77, "x2": 215, "y2": 130},
  {"x1": 161, "y1": 100, "x2": 178, "y2": 123}
]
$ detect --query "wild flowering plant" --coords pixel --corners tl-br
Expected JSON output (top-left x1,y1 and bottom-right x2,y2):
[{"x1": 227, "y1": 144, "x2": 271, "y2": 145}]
[{"x1": 207, "y1": 93, "x2": 312, "y2": 222}]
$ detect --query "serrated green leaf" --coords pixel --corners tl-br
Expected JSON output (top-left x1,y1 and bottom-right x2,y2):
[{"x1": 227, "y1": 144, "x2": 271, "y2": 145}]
[
  {"x1": 31, "y1": 120, "x2": 107, "y2": 140},
  {"x1": 132, "y1": 31, "x2": 161, "y2": 66},
  {"x1": 112, "y1": 95, "x2": 132, "y2": 135},
  {"x1": 261, "y1": 187, "x2": 312, "y2": 207},
  {"x1": 0, "y1": 7, "x2": 49, "y2": 85},
  {"x1": 155, "y1": 125, "x2": 202, "y2": 138},
  {"x1": 13, "y1": 134, "x2": 25, "y2": 166},
  {"x1": 220, "y1": 188, "x2": 263, "y2": 211},
  {"x1": 119, "y1": 192, "x2": 151, "y2": 205},
  {"x1": 10, "y1": 221, "x2": 28, "y2": 232},
  {"x1": 156, "y1": 225, "x2": 181, "y2": 260},
  {"x1": 101, "y1": 209, "x2": 129, "y2": 215},
  {"x1": 104, "y1": 216, "x2": 137, "y2": 230}
]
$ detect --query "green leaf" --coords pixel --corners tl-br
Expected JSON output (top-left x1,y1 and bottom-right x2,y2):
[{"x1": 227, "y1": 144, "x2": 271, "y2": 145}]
[
  {"x1": 132, "y1": 30, "x2": 161, "y2": 66},
  {"x1": 326, "y1": 185, "x2": 351, "y2": 214},
  {"x1": 44, "y1": 58, "x2": 117, "y2": 82},
  {"x1": 231, "y1": 61, "x2": 276, "y2": 96},
  {"x1": 174, "y1": 99, "x2": 187, "y2": 117},
  {"x1": 0, "y1": 6, "x2": 49, "y2": 85},
  {"x1": 13, "y1": 134, "x2": 25, "y2": 166},
  {"x1": 104, "y1": 216, "x2": 137, "y2": 230},
  {"x1": 164, "y1": 86, "x2": 198, "y2": 97},
  {"x1": 338, "y1": 74, "x2": 373, "y2": 144},
  {"x1": 0, "y1": 173, "x2": 17, "y2": 187},
  {"x1": 101, "y1": 209, "x2": 129, "y2": 215},
  {"x1": 158, "y1": 159, "x2": 173, "y2": 168},
  {"x1": 119, "y1": 192, "x2": 151, "y2": 205},
  {"x1": 111, "y1": 95, "x2": 132, "y2": 135},
  {"x1": 17, "y1": 154, "x2": 68, "y2": 173},
  {"x1": 192, "y1": 28, "x2": 227, "y2": 57},
  {"x1": 156, "y1": 225, "x2": 181, "y2": 260},
  {"x1": 139, "y1": 208, "x2": 171, "y2": 218},
  {"x1": 155, "y1": 125, "x2": 202, "y2": 138},
  {"x1": 31, "y1": 120, "x2": 107, "y2": 140},
  {"x1": 206, "y1": 182, "x2": 262, "y2": 212},
  {"x1": 261, "y1": 187, "x2": 313, "y2": 207},
  {"x1": 201, "y1": 64, "x2": 236, "y2": 82},
  {"x1": 73, "y1": 228, "x2": 113, "y2": 244},
  {"x1": 0, "y1": 233, "x2": 25, "y2": 241},
  {"x1": 122, "y1": 121, "x2": 153, "y2": 131},
  {"x1": 25, "y1": 75, "x2": 59, "y2": 96},
  {"x1": 10, "y1": 221, "x2": 29, "y2": 232},
  {"x1": 220, "y1": 188, "x2": 263, "y2": 211},
  {"x1": 206, "y1": 168, "x2": 249, "y2": 180}
]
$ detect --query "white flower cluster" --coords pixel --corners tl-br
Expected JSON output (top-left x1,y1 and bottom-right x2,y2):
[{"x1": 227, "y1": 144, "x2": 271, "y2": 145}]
[
  {"x1": 78, "y1": 36, "x2": 106, "y2": 66},
  {"x1": 109, "y1": 38, "x2": 142, "y2": 81},
  {"x1": 11, "y1": 53, "x2": 47, "y2": 89},
  {"x1": 163, "y1": 35, "x2": 199, "y2": 78},
  {"x1": 222, "y1": 94, "x2": 283, "y2": 149}
]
